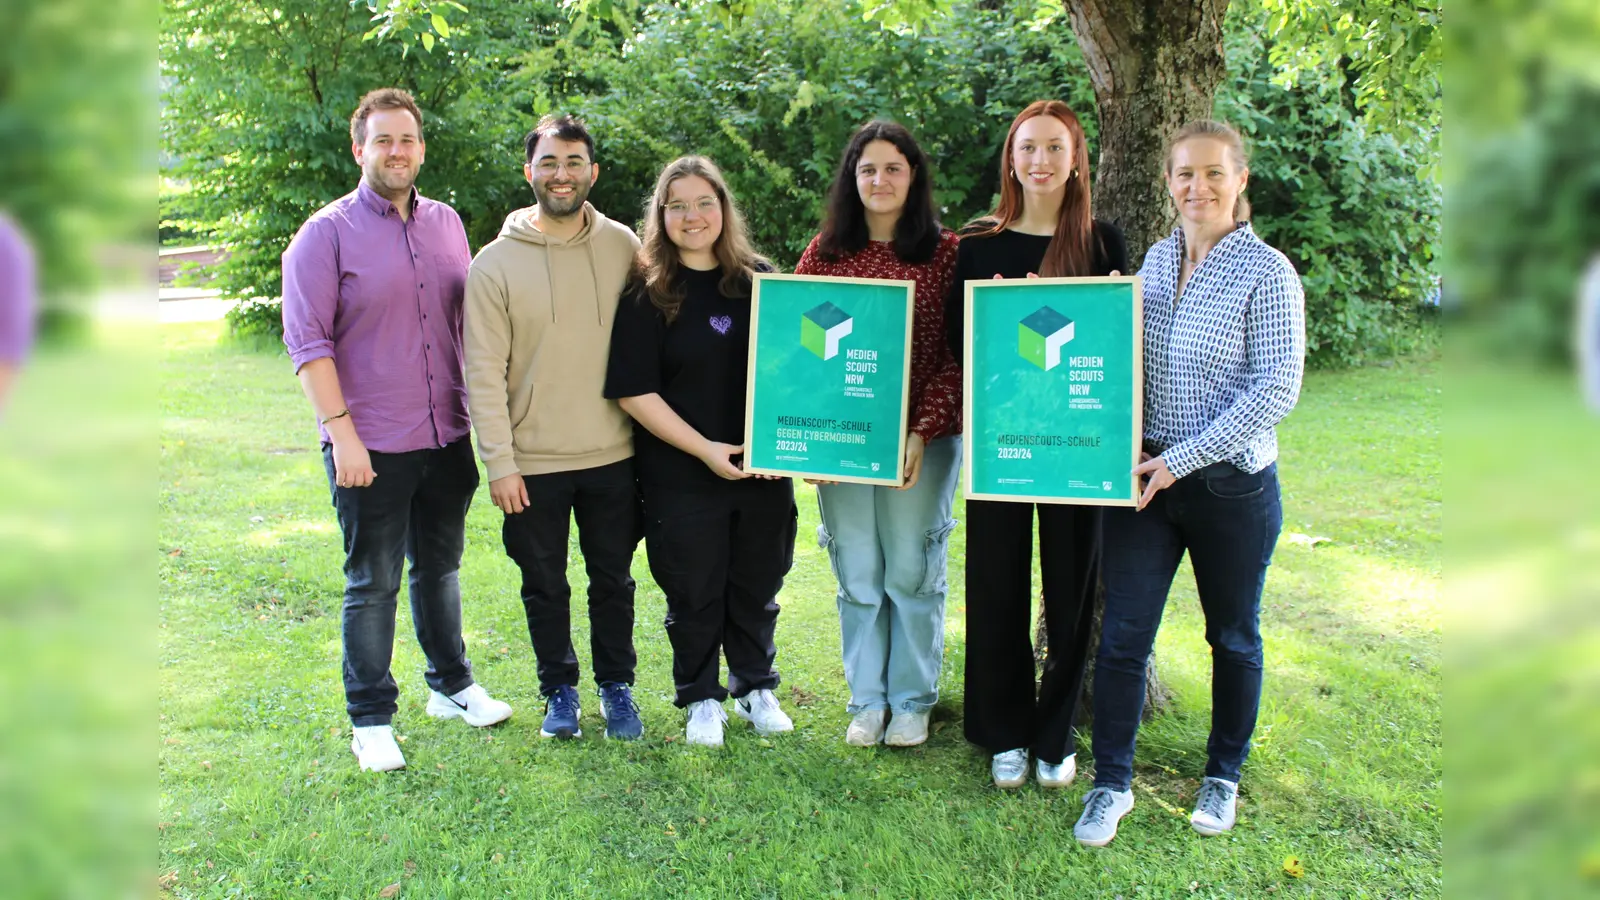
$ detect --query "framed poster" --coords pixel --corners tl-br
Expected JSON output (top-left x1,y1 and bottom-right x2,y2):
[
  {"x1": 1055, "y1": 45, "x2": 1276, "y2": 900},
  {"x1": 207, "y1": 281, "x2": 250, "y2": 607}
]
[
  {"x1": 743, "y1": 273, "x2": 915, "y2": 486},
  {"x1": 963, "y1": 276, "x2": 1144, "y2": 505}
]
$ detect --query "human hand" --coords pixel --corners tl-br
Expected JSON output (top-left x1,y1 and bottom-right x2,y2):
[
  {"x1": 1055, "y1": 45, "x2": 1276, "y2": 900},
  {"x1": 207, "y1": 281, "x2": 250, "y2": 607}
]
[
  {"x1": 1132, "y1": 455, "x2": 1175, "y2": 511},
  {"x1": 700, "y1": 442, "x2": 751, "y2": 480},
  {"x1": 489, "y1": 473, "x2": 530, "y2": 514},
  {"x1": 898, "y1": 432, "x2": 926, "y2": 490},
  {"x1": 331, "y1": 437, "x2": 376, "y2": 488}
]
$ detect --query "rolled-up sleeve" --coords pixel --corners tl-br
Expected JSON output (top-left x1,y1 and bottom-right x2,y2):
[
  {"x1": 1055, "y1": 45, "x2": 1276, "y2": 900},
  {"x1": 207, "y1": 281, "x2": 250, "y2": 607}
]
[
  {"x1": 281, "y1": 219, "x2": 340, "y2": 372},
  {"x1": 0, "y1": 223, "x2": 37, "y2": 365}
]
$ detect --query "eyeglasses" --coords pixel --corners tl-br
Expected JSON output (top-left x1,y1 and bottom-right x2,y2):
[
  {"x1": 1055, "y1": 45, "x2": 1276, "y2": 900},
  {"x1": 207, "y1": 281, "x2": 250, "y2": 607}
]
[
  {"x1": 533, "y1": 159, "x2": 590, "y2": 175},
  {"x1": 664, "y1": 197, "x2": 720, "y2": 216}
]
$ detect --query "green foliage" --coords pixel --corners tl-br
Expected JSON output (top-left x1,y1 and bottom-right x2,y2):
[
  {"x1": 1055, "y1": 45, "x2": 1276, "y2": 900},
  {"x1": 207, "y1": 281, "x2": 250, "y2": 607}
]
[
  {"x1": 166, "y1": 0, "x2": 1440, "y2": 365},
  {"x1": 224, "y1": 298, "x2": 288, "y2": 347},
  {"x1": 576, "y1": 0, "x2": 1097, "y2": 265},
  {"x1": 1259, "y1": 0, "x2": 1441, "y2": 145},
  {"x1": 1, "y1": 0, "x2": 150, "y2": 300},
  {"x1": 1219, "y1": 4, "x2": 1441, "y2": 366},
  {"x1": 1446, "y1": 82, "x2": 1600, "y2": 361}
]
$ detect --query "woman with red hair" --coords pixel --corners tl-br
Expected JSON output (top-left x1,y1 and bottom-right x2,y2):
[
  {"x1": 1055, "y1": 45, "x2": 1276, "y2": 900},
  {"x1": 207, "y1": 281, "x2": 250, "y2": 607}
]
[{"x1": 946, "y1": 100, "x2": 1127, "y2": 790}]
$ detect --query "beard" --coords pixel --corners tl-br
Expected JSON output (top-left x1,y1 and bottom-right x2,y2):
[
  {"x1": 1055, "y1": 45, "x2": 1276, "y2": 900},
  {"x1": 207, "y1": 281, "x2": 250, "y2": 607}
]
[
  {"x1": 364, "y1": 159, "x2": 417, "y2": 198},
  {"x1": 532, "y1": 175, "x2": 591, "y2": 219}
]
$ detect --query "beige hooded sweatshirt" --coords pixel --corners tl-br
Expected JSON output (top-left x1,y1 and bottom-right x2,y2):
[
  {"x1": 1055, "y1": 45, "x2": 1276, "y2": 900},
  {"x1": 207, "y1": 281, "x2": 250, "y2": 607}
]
[{"x1": 464, "y1": 202, "x2": 641, "y2": 481}]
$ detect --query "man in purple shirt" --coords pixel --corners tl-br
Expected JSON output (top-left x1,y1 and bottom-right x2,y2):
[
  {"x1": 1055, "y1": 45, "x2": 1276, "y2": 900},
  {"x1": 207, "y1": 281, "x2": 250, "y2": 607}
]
[
  {"x1": 281, "y1": 87, "x2": 511, "y2": 773},
  {"x1": 0, "y1": 212, "x2": 36, "y2": 411}
]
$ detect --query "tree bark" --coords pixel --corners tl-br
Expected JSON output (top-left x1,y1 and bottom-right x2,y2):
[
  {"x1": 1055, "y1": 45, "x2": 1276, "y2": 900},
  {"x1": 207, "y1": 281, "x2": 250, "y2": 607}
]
[
  {"x1": 1031, "y1": 0, "x2": 1232, "y2": 723},
  {"x1": 1068, "y1": 0, "x2": 1232, "y2": 262}
]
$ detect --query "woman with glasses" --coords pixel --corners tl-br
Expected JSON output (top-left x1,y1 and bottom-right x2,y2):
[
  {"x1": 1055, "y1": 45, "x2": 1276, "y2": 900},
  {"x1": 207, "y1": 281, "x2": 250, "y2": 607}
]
[
  {"x1": 1073, "y1": 120, "x2": 1305, "y2": 847},
  {"x1": 946, "y1": 100, "x2": 1128, "y2": 791},
  {"x1": 793, "y1": 121, "x2": 962, "y2": 749},
  {"x1": 604, "y1": 156, "x2": 796, "y2": 747}
]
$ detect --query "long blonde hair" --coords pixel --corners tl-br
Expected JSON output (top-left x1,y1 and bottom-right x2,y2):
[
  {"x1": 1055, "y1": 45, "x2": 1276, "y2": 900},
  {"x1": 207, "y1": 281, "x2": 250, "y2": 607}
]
[{"x1": 637, "y1": 156, "x2": 769, "y2": 322}]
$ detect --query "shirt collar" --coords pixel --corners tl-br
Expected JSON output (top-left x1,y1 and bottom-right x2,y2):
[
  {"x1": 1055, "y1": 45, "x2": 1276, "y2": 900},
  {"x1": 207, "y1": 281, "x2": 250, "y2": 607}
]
[
  {"x1": 357, "y1": 180, "x2": 423, "y2": 219},
  {"x1": 1173, "y1": 221, "x2": 1255, "y2": 259}
]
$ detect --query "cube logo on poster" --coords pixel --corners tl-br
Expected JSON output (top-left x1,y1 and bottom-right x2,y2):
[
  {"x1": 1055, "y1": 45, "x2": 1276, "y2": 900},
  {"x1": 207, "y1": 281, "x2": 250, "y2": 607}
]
[
  {"x1": 802, "y1": 302, "x2": 854, "y2": 360},
  {"x1": 1019, "y1": 306, "x2": 1075, "y2": 371}
]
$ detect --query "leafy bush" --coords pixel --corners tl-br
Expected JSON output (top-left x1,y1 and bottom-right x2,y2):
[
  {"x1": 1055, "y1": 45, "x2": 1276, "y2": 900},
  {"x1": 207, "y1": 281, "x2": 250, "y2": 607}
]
[
  {"x1": 1217, "y1": 8, "x2": 1441, "y2": 366},
  {"x1": 223, "y1": 298, "x2": 287, "y2": 348},
  {"x1": 166, "y1": 0, "x2": 1440, "y2": 365},
  {"x1": 1446, "y1": 82, "x2": 1600, "y2": 362}
]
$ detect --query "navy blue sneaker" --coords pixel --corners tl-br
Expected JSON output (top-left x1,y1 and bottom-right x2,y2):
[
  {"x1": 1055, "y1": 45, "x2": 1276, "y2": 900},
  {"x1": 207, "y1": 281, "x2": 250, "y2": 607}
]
[
  {"x1": 599, "y1": 682, "x2": 643, "y2": 740},
  {"x1": 539, "y1": 685, "x2": 582, "y2": 739}
]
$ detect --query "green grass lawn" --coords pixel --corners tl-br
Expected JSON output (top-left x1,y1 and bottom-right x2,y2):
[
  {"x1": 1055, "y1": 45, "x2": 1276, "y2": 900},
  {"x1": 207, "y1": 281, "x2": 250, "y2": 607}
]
[{"x1": 158, "y1": 321, "x2": 1440, "y2": 898}]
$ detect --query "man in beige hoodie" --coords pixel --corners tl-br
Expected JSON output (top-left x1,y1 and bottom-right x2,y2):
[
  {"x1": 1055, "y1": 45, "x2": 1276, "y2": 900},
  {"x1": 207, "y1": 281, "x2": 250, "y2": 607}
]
[{"x1": 464, "y1": 115, "x2": 644, "y2": 741}]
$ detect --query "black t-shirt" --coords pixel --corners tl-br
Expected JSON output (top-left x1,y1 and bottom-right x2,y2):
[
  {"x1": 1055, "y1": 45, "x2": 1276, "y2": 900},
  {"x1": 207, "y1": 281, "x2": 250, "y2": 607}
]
[
  {"x1": 945, "y1": 221, "x2": 1129, "y2": 366},
  {"x1": 605, "y1": 264, "x2": 768, "y2": 489}
]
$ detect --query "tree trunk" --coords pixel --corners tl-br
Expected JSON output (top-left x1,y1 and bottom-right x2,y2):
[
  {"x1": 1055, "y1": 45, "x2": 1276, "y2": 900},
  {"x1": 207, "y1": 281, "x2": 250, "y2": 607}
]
[{"x1": 1031, "y1": 0, "x2": 1232, "y2": 723}]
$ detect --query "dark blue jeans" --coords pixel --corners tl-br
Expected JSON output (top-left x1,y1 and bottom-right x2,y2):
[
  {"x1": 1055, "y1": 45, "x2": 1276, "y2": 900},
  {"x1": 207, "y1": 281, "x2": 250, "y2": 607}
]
[
  {"x1": 1091, "y1": 462, "x2": 1282, "y2": 790},
  {"x1": 323, "y1": 437, "x2": 479, "y2": 726}
]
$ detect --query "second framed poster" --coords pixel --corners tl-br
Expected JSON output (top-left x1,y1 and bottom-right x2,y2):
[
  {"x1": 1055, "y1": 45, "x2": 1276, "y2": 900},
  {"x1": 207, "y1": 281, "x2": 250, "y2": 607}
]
[
  {"x1": 963, "y1": 276, "x2": 1143, "y2": 505},
  {"x1": 743, "y1": 274, "x2": 914, "y2": 486}
]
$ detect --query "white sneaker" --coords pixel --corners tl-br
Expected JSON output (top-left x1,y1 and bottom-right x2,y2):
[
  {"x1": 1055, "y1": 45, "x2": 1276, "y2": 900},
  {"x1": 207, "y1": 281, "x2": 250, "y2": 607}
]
[
  {"x1": 425, "y1": 683, "x2": 513, "y2": 727},
  {"x1": 1036, "y1": 753, "x2": 1077, "y2": 788},
  {"x1": 1075, "y1": 786, "x2": 1135, "y2": 847},
  {"x1": 991, "y1": 749, "x2": 1028, "y2": 788},
  {"x1": 845, "y1": 709, "x2": 888, "y2": 747},
  {"x1": 1190, "y1": 777, "x2": 1239, "y2": 836},
  {"x1": 350, "y1": 725, "x2": 406, "y2": 772},
  {"x1": 685, "y1": 699, "x2": 727, "y2": 746},
  {"x1": 883, "y1": 710, "x2": 930, "y2": 747},
  {"x1": 734, "y1": 689, "x2": 794, "y2": 735}
]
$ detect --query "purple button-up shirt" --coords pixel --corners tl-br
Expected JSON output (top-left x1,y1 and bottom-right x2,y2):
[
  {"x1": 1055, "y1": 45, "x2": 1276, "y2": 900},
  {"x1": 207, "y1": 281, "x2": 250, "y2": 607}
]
[
  {"x1": 282, "y1": 181, "x2": 472, "y2": 453},
  {"x1": 0, "y1": 214, "x2": 37, "y2": 365}
]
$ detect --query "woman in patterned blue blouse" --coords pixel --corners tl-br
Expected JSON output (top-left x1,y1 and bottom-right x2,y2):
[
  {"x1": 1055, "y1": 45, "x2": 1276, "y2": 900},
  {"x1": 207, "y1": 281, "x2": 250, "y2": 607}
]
[{"x1": 1073, "y1": 120, "x2": 1306, "y2": 848}]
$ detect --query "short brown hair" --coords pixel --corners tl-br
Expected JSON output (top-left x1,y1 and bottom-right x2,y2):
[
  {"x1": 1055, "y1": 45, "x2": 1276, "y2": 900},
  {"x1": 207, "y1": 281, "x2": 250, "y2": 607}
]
[
  {"x1": 350, "y1": 88, "x2": 424, "y2": 146},
  {"x1": 1166, "y1": 119, "x2": 1252, "y2": 221}
]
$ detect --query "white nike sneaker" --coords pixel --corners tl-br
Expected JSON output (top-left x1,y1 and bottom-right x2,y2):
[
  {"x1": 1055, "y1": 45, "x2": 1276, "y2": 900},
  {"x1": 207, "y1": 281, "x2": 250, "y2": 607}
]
[
  {"x1": 425, "y1": 683, "x2": 513, "y2": 727},
  {"x1": 685, "y1": 699, "x2": 727, "y2": 747},
  {"x1": 734, "y1": 689, "x2": 794, "y2": 735},
  {"x1": 1075, "y1": 786, "x2": 1136, "y2": 847},
  {"x1": 1190, "y1": 777, "x2": 1239, "y2": 836},
  {"x1": 350, "y1": 725, "x2": 406, "y2": 772}
]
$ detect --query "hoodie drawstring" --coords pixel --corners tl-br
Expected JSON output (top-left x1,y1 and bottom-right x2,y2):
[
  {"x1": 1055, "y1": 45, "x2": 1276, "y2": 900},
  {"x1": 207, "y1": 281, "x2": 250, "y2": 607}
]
[{"x1": 586, "y1": 239, "x2": 603, "y2": 326}]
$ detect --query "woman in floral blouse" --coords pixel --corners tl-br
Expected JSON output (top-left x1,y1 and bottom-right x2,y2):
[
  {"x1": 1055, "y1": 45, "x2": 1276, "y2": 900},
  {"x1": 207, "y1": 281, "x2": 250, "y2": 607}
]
[{"x1": 794, "y1": 121, "x2": 962, "y2": 749}]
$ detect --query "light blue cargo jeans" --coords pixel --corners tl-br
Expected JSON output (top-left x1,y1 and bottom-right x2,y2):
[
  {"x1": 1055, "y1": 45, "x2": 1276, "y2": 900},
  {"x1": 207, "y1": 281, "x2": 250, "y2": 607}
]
[{"x1": 816, "y1": 435, "x2": 962, "y2": 714}]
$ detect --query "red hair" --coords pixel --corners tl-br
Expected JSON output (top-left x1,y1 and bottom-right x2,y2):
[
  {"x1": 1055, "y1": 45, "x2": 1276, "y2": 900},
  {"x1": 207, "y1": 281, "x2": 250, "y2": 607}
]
[{"x1": 970, "y1": 100, "x2": 1094, "y2": 278}]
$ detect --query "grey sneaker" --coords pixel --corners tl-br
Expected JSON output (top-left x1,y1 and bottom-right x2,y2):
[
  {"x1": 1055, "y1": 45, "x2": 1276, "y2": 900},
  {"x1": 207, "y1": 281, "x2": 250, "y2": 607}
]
[
  {"x1": 1074, "y1": 786, "x2": 1135, "y2": 847},
  {"x1": 1190, "y1": 777, "x2": 1238, "y2": 836},
  {"x1": 991, "y1": 749, "x2": 1028, "y2": 788},
  {"x1": 1035, "y1": 753, "x2": 1076, "y2": 788},
  {"x1": 845, "y1": 709, "x2": 888, "y2": 747},
  {"x1": 883, "y1": 710, "x2": 930, "y2": 747}
]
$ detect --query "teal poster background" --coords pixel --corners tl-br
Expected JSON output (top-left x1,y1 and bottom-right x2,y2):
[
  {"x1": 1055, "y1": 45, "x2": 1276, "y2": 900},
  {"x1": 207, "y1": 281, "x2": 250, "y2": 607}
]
[
  {"x1": 745, "y1": 275, "x2": 912, "y2": 485},
  {"x1": 966, "y1": 277, "x2": 1142, "y2": 505}
]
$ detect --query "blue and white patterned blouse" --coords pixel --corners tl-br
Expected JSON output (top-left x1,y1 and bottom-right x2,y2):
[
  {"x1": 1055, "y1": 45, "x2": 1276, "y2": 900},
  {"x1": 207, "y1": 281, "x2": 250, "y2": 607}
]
[{"x1": 1138, "y1": 222, "x2": 1306, "y2": 479}]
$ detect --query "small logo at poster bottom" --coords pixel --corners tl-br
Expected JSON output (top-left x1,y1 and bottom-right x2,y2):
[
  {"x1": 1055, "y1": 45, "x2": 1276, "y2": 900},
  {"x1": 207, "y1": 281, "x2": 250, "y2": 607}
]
[
  {"x1": 1103, "y1": 481, "x2": 1113, "y2": 491},
  {"x1": 871, "y1": 462, "x2": 880, "y2": 472},
  {"x1": 1019, "y1": 306, "x2": 1075, "y2": 371},
  {"x1": 802, "y1": 301, "x2": 854, "y2": 360}
]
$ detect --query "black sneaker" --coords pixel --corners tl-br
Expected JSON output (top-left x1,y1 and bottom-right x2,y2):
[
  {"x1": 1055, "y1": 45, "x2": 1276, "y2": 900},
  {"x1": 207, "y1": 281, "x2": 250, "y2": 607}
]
[
  {"x1": 539, "y1": 685, "x2": 582, "y2": 739},
  {"x1": 599, "y1": 682, "x2": 643, "y2": 740}
]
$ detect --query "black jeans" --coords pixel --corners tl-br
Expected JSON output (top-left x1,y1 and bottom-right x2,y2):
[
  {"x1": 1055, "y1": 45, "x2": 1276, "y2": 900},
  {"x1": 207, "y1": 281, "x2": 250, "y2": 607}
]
[
  {"x1": 641, "y1": 477, "x2": 796, "y2": 707},
  {"x1": 962, "y1": 499, "x2": 1101, "y2": 765},
  {"x1": 501, "y1": 459, "x2": 639, "y2": 695},
  {"x1": 1092, "y1": 462, "x2": 1283, "y2": 790},
  {"x1": 323, "y1": 437, "x2": 479, "y2": 727}
]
